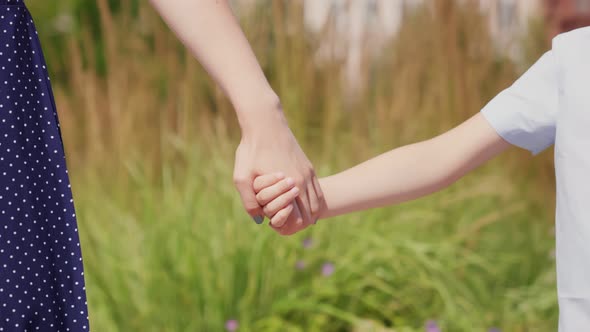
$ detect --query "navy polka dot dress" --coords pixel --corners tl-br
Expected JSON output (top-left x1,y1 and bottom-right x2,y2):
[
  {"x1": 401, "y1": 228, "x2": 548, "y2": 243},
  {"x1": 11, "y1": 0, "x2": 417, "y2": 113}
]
[{"x1": 0, "y1": 1, "x2": 90, "y2": 331}]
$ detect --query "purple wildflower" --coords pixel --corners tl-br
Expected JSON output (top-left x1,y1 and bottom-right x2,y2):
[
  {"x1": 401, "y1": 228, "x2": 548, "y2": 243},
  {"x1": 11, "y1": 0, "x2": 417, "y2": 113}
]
[
  {"x1": 225, "y1": 319, "x2": 238, "y2": 332},
  {"x1": 321, "y1": 262, "x2": 334, "y2": 276},
  {"x1": 302, "y1": 237, "x2": 313, "y2": 249},
  {"x1": 295, "y1": 260, "x2": 306, "y2": 270},
  {"x1": 425, "y1": 320, "x2": 441, "y2": 332}
]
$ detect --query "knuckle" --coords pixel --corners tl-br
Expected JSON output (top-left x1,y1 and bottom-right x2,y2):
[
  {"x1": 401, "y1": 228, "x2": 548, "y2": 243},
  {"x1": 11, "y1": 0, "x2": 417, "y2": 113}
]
[
  {"x1": 281, "y1": 178, "x2": 292, "y2": 189},
  {"x1": 252, "y1": 179, "x2": 262, "y2": 191}
]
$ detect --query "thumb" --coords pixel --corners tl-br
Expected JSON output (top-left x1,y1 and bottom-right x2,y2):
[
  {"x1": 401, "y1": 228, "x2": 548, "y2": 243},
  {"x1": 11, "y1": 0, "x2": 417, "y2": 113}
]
[{"x1": 234, "y1": 175, "x2": 265, "y2": 224}]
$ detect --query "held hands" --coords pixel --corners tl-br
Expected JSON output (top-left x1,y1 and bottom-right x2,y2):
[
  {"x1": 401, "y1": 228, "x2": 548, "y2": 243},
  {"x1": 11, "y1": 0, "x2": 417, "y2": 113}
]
[
  {"x1": 232, "y1": 99, "x2": 325, "y2": 236},
  {"x1": 253, "y1": 173, "x2": 324, "y2": 233}
]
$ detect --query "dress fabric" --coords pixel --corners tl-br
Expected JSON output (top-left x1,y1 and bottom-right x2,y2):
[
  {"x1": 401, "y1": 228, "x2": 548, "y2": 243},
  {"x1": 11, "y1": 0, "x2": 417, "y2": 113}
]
[{"x1": 0, "y1": 0, "x2": 90, "y2": 331}]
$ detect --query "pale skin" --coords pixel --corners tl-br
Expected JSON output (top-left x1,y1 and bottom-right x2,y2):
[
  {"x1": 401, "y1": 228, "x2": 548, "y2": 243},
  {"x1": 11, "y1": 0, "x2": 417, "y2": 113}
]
[
  {"x1": 253, "y1": 112, "x2": 512, "y2": 226},
  {"x1": 149, "y1": 0, "x2": 326, "y2": 235}
]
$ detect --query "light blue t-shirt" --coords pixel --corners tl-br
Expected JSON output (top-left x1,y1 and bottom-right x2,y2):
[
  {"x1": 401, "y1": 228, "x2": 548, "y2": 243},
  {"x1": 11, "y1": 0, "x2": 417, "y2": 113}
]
[{"x1": 481, "y1": 26, "x2": 590, "y2": 332}]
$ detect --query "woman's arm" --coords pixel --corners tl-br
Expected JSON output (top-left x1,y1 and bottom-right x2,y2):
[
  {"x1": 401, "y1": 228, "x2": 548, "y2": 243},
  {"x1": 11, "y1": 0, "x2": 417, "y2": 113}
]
[
  {"x1": 318, "y1": 113, "x2": 511, "y2": 218},
  {"x1": 150, "y1": 0, "x2": 325, "y2": 233},
  {"x1": 149, "y1": 0, "x2": 278, "y2": 128}
]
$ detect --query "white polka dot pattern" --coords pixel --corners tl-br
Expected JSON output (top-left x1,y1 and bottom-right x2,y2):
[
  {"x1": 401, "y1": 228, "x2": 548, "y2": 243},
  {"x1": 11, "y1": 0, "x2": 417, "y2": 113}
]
[{"x1": 0, "y1": 1, "x2": 90, "y2": 331}]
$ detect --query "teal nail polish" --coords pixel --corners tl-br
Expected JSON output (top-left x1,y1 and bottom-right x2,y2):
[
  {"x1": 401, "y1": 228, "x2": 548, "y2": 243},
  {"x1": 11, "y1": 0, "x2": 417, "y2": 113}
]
[{"x1": 253, "y1": 215, "x2": 264, "y2": 224}]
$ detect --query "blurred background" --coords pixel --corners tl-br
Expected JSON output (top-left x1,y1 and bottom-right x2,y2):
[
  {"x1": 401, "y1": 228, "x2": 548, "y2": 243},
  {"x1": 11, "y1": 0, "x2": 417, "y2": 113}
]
[{"x1": 23, "y1": 0, "x2": 590, "y2": 331}]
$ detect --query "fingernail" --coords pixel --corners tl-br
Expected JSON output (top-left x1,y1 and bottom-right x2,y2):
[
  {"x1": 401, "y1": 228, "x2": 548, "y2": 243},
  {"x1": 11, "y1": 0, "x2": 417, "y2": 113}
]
[
  {"x1": 285, "y1": 177, "x2": 294, "y2": 186},
  {"x1": 291, "y1": 186, "x2": 300, "y2": 194},
  {"x1": 252, "y1": 215, "x2": 264, "y2": 224}
]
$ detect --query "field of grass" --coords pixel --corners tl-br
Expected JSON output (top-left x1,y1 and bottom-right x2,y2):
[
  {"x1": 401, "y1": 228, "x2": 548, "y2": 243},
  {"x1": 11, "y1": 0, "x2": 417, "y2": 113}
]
[
  {"x1": 26, "y1": 0, "x2": 559, "y2": 331},
  {"x1": 75, "y1": 143, "x2": 558, "y2": 332}
]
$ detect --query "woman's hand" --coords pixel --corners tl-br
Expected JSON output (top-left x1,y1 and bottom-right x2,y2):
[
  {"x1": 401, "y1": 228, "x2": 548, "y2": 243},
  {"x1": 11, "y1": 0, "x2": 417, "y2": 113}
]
[
  {"x1": 149, "y1": 0, "x2": 325, "y2": 234},
  {"x1": 233, "y1": 99, "x2": 325, "y2": 236}
]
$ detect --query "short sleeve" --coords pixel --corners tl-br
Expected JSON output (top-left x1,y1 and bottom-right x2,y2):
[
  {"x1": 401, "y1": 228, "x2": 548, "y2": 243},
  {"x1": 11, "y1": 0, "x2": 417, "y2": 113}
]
[{"x1": 480, "y1": 50, "x2": 559, "y2": 155}]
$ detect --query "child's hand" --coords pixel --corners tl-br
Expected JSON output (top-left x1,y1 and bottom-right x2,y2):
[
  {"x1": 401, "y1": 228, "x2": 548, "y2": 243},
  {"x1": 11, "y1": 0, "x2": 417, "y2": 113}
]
[{"x1": 253, "y1": 172, "x2": 301, "y2": 227}]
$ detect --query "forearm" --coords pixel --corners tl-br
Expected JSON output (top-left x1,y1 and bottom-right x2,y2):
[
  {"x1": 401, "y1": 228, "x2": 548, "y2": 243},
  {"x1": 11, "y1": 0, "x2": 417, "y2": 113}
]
[
  {"x1": 150, "y1": 0, "x2": 281, "y2": 132},
  {"x1": 318, "y1": 113, "x2": 511, "y2": 218},
  {"x1": 319, "y1": 139, "x2": 456, "y2": 218}
]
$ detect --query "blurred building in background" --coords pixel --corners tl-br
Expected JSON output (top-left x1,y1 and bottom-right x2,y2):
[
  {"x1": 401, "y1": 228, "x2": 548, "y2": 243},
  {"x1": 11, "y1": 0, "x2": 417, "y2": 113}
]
[
  {"x1": 231, "y1": 0, "x2": 590, "y2": 92},
  {"x1": 479, "y1": 0, "x2": 541, "y2": 59},
  {"x1": 300, "y1": 0, "x2": 546, "y2": 93},
  {"x1": 303, "y1": 0, "x2": 423, "y2": 92},
  {"x1": 303, "y1": 0, "x2": 545, "y2": 60}
]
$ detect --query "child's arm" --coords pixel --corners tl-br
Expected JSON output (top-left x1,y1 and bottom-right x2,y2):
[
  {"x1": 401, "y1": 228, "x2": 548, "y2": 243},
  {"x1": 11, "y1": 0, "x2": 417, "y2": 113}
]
[
  {"x1": 254, "y1": 49, "x2": 557, "y2": 228},
  {"x1": 254, "y1": 112, "x2": 511, "y2": 225},
  {"x1": 317, "y1": 112, "x2": 511, "y2": 218}
]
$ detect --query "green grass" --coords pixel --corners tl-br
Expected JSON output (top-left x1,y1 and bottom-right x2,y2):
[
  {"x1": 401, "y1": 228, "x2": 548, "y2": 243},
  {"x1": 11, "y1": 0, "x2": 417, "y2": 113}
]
[{"x1": 73, "y1": 138, "x2": 557, "y2": 332}]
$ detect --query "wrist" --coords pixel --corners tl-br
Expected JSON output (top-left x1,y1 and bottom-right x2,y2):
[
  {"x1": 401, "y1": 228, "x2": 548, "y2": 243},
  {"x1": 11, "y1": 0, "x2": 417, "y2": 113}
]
[
  {"x1": 234, "y1": 90, "x2": 288, "y2": 137},
  {"x1": 317, "y1": 177, "x2": 333, "y2": 220}
]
